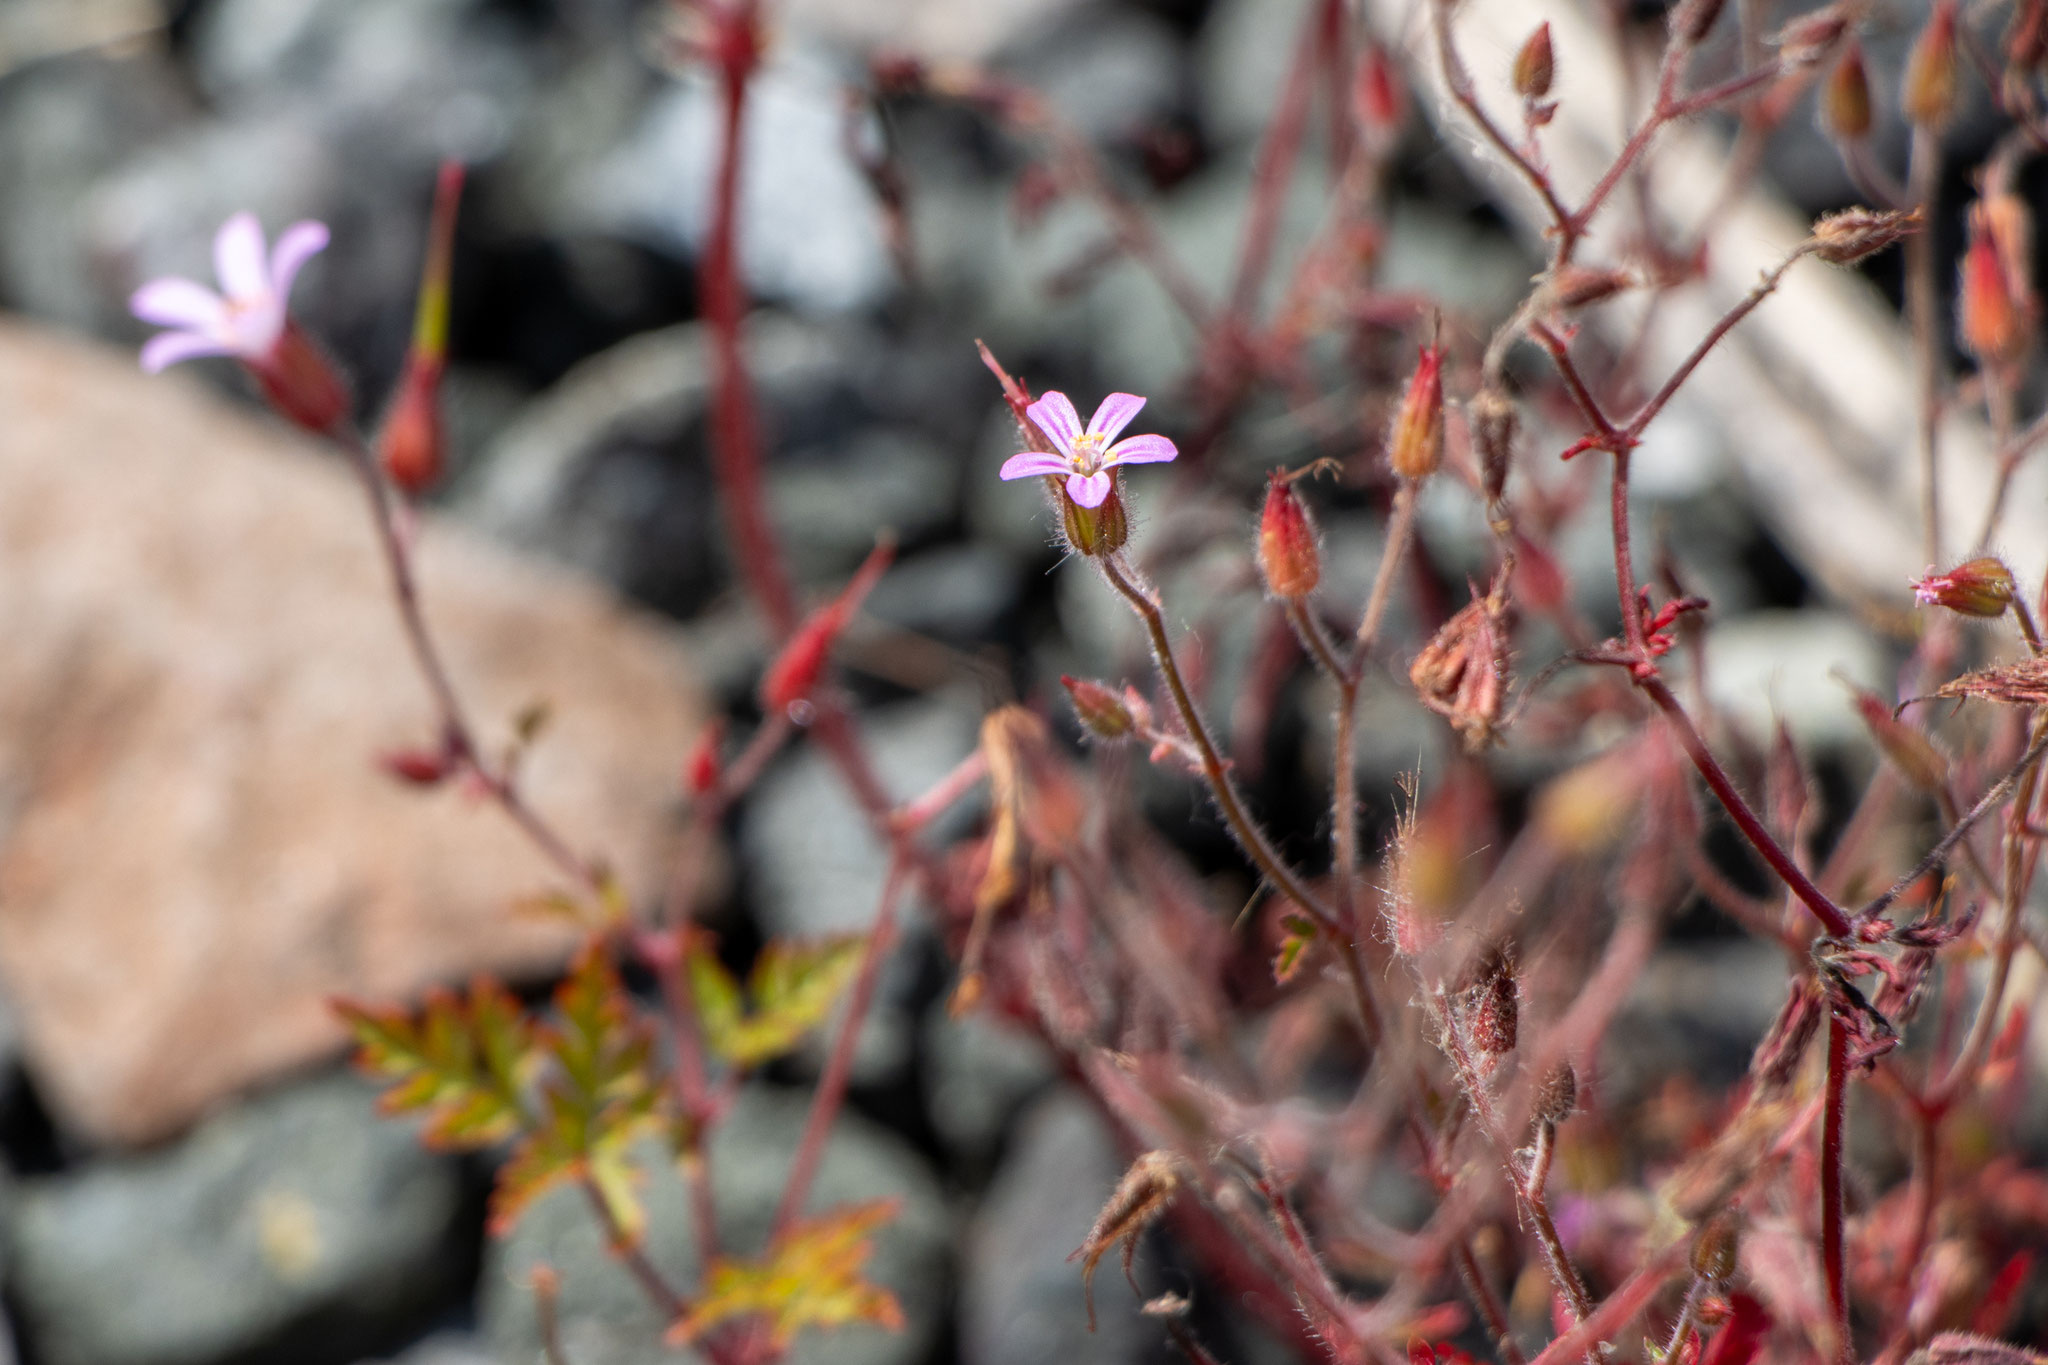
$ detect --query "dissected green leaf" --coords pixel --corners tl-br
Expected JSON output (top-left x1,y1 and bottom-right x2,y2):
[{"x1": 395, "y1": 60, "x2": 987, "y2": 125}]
[
  {"x1": 690, "y1": 935, "x2": 865, "y2": 1068},
  {"x1": 666, "y1": 1200, "x2": 905, "y2": 1349},
  {"x1": 335, "y1": 977, "x2": 533, "y2": 1149},
  {"x1": 1272, "y1": 913, "x2": 1318, "y2": 984},
  {"x1": 488, "y1": 943, "x2": 662, "y2": 1242}
]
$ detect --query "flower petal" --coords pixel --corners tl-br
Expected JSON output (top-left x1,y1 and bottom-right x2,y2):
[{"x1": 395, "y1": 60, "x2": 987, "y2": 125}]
[
  {"x1": 140, "y1": 328, "x2": 233, "y2": 374},
  {"x1": 1066, "y1": 470, "x2": 1113, "y2": 507},
  {"x1": 213, "y1": 212, "x2": 270, "y2": 302},
  {"x1": 129, "y1": 277, "x2": 227, "y2": 330},
  {"x1": 1026, "y1": 392, "x2": 1082, "y2": 456},
  {"x1": 1000, "y1": 451, "x2": 1073, "y2": 480},
  {"x1": 268, "y1": 220, "x2": 331, "y2": 301},
  {"x1": 1104, "y1": 433, "x2": 1178, "y2": 466},
  {"x1": 1087, "y1": 392, "x2": 1145, "y2": 442}
]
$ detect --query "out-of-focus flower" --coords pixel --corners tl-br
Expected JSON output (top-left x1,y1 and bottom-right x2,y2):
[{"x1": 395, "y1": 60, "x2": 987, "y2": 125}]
[
  {"x1": 999, "y1": 390, "x2": 1177, "y2": 509},
  {"x1": 129, "y1": 212, "x2": 346, "y2": 432},
  {"x1": 1912, "y1": 557, "x2": 2015, "y2": 617}
]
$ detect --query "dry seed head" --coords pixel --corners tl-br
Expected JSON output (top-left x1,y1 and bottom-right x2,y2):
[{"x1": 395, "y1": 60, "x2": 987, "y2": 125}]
[
  {"x1": 1410, "y1": 578, "x2": 1510, "y2": 750},
  {"x1": 1823, "y1": 43, "x2": 1873, "y2": 141},
  {"x1": 1072, "y1": 1151, "x2": 1182, "y2": 1331},
  {"x1": 1257, "y1": 473, "x2": 1322, "y2": 598},
  {"x1": 1903, "y1": 1, "x2": 1961, "y2": 129},
  {"x1": 1388, "y1": 344, "x2": 1445, "y2": 482},
  {"x1": 1810, "y1": 207, "x2": 1921, "y2": 264},
  {"x1": 1513, "y1": 23, "x2": 1554, "y2": 99}
]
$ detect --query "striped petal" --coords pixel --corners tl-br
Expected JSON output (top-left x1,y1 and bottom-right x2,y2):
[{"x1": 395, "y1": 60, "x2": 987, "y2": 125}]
[
  {"x1": 1104, "y1": 433, "x2": 1178, "y2": 466},
  {"x1": 1025, "y1": 392, "x2": 1082, "y2": 456},
  {"x1": 1000, "y1": 451, "x2": 1072, "y2": 480},
  {"x1": 1065, "y1": 470, "x2": 1113, "y2": 507},
  {"x1": 1087, "y1": 392, "x2": 1145, "y2": 443}
]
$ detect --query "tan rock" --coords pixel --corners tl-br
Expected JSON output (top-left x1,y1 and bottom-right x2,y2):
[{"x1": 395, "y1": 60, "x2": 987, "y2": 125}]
[{"x1": 0, "y1": 321, "x2": 703, "y2": 1146}]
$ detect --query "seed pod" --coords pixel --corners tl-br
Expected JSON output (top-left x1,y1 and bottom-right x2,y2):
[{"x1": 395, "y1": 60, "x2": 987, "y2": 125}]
[
  {"x1": 1823, "y1": 43, "x2": 1872, "y2": 141},
  {"x1": 1388, "y1": 345, "x2": 1445, "y2": 482},
  {"x1": 1513, "y1": 23, "x2": 1555, "y2": 99},
  {"x1": 1903, "y1": 1, "x2": 1961, "y2": 129},
  {"x1": 1062, "y1": 675, "x2": 1136, "y2": 740},
  {"x1": 1461, "y1": 945, "x2": 1519, "y2": 1060},
  {"x1": 1470, "y1": 389, "x2": 1518, "y2": 504},
  {"x1": 1960, "y1": 197, "x2": 2032, "y2": 365},
  {"x1": 1257, "y1": 474, "x2": 1322, "y2": 598}
]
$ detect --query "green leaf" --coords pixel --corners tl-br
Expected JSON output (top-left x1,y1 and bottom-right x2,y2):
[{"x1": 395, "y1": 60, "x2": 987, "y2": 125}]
[
  {"x1": 666, "y1": 1201, "x2": 905, "y2": 1350},
  {"x1": 691, "y1": 936, "x2": 865, "y2": 1068},
  {"x1": 1273, "y1": 913, "x2": 1318, "y2": 984},
  {"x1": 488, "y1": 943, "x2": 662, "y2": 1243},
  {"x1": 335, "y1": 977, "x2": 532, "y2": 1150}
]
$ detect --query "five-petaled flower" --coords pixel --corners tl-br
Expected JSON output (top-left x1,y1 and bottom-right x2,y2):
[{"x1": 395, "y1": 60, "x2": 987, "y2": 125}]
[
  {"x1": 999, "y1": 391, "x2": 1177, "y2": 508},
  {"x1": 129, "y1": 212, "x2": 347, "y2": 433},
  {"x1": 130, "y1": 213, "x2": 329, "y2": 372}
]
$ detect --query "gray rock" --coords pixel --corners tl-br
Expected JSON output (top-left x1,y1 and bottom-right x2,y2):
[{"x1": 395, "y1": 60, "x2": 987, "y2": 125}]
[
  {"x1": 741, "y1": 695, "x2": 982, "y2": 938},
  {"x1": 1004, "y1": 8, "x2": 1186, "y2": 145},
  {"x1": 1602, "y1": 939, "x2": 1797, "y2": 1107},
  {"x1": 576, "y1": 46, "x2": 893, "y2": 315},
  {"x1": 765, "y1": 428, "x2": 961, "y2": 583},
  {"x1": 482, "y1": 1087, "x2": 949, "y2": 1365},
  {"x1": 363, "y1": 1331, "x2": 503, "y2": 1365},
  {"x1": 7, "y1": 1072, "x2": 465, "y2": 1365},
  {"x1": 962, "y1": 1091, "x2": 1148, "y2": 1365},
  {"x1": 922, "y1": 1005, "x2": 1056, "y2": 1171},
  {"x1": 1195, "y1": 0, "x2": 1317, "y2": 146},
  {"x1": 0, "y1": 50, "x2": 194, "y2": 333},
  {"x1": 862, "y1": 543, "x2": 1021, "y2": 644}
]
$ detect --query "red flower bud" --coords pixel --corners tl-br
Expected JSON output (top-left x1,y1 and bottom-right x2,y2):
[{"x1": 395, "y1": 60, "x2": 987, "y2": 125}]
[
  {"x1": 1388, "y1": 344, "x2": 1444, "y2": 482},
  {"x1": 1061, "y1": 675, "x2": 1136, "y2": 740},
  {"x1": 1354, "y1": 45, "x2": 1406, "y2": 138},
  {"x1": 1903, "y1": 1, "x2": 1961, "y2": 129},
  {"x1": 249, "y1": 321, "x2": 349, "y2": 435},
  {"x1": 1513, "y1": 23, "x2": 1555, "y2": 100},
  {"x1": 759, "y1": 539, "x2": 894, "y2": 715},
  {"x1": 683, "y1": 723, "x2": 724, "y2": 797},
  {"x1": 378, "y1": 355, "x2": 445, "y2": 495},
  {"x1": 379, "y1": 746, "x2": 453, "y2": 786},
  {"x1": 1257, "y1": 474, "x2": 1321, "y2": 599},
  {"x1": 1912, "y1": 557, "x2": 2016, "y2": 618},
  {"x1": 1822, "y1": 43, "x2": 1872, "y2": 141},
  {"x1": 1960, "y1": 196, "x2": 2033, "y2": 365}
]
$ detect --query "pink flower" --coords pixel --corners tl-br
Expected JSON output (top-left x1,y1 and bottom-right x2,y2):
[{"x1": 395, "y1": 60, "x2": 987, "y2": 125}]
[
  {"x1": 999, "y1": 391, "x2": 1178, "y2": 508},
  {"x1": 129, "y1": 212, "x2": 330, "y2": 373}
]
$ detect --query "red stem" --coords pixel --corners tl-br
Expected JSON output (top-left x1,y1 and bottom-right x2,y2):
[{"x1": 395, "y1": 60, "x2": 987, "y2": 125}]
[
  {"x1": 1821, "y1": 1015, "x2": 1851, "y2": 1360},
  {"x1": 770, "y1": 859, "x2": 906, "y2": 1236}
]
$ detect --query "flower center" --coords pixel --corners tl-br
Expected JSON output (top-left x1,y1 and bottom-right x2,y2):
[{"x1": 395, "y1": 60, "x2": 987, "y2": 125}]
[{"x1": 1071, "y1": 432, "x2": 1107, "y2": 473}]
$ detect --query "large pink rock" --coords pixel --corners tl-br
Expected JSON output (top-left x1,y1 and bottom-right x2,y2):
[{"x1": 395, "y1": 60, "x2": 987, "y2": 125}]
[{"x1": 0, "y1": 321, "x2": 703, "y2": 1146}]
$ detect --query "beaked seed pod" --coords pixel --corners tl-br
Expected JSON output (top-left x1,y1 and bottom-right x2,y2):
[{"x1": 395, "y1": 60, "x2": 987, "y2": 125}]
[
  {"x1": 1823, "y1": 43, "x2": 1873, "y2": 141},
  {"x1": 1257, "y1": 475, "x2": 1322, "y2": 599},
  {"x1": 1513, "y1": 23, "x2": 1554, "y2": 99},
  {"x1": 1388, "y1": 345, "x2": 1445, "y2": 482}
]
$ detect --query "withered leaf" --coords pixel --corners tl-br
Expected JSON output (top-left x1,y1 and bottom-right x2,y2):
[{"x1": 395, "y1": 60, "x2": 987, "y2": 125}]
[{"x1": 1936, "y1": 656, "x2": 2048, "y2": 707}]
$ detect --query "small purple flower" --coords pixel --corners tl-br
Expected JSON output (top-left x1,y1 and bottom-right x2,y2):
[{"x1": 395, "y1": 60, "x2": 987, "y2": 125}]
[
  {"x1": 999, "y1": 390, "x2": 1178, "y2": 508},
  {"x1": 129, "y1": 212, "x2": 330, "y2": 374}
]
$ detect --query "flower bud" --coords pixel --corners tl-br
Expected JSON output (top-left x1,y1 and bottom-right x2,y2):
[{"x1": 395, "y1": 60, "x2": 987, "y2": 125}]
[
  {"x1": 250, "y1": 321, "x2": 349, "y2": 435},
  {"x1": 1810, "y1": 207, "x2": 1921, "y2": 264},
  {"x1": 1903, "y1": 1, "x2": 1961, "y2": 129},
  {"x1": 1823, "y1": 43, "x2": 1872, "y2": 141},
  {"x1": 1690, "y1": 1210, "x2": 1742, "y2": 1282},
  {"x1": 1062, "y1": 675, "x2": 1136, "y2": 740},
  {"x1": 1388, "y1": 344, "x2": 1444, "y2": 482},
  {"x1": 1059, "y1": 482, "x2": 1129, "y2": 557},
  {"x1": 1513, "y1": 23, "x2": 1554, "y2": 99},
  {"x1": 1913, "y1": 557, "x2": 2016, "y2": 618},
  {"x1": 1960, "y1": 197, "x2": 2032, "y2": 365},
  {"x1": 378, "y1": 355, "x2": 445, "y2": 495},
  {"x1": 1535, "y1": 1061, "x2": 1578, "y2": 1124},
  {"x1": 1460, "y1": 945, "x2": 1518, "y2": 1060},
  {"x1": 1257, "y1": 474, "x2": 1321, "y2": 598},
  {"x1": 1470, "y1": 389, "x2": 1518, "y2": 504}
]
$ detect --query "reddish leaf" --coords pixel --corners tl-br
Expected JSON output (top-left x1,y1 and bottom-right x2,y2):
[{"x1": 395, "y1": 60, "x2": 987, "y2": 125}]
[
  {"x1": 335, "y1": 977, "x2": 532, "y2": 1149},
  {"x1": 666, "y1": 1200, "x2": 905, "y2": 1349}
]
